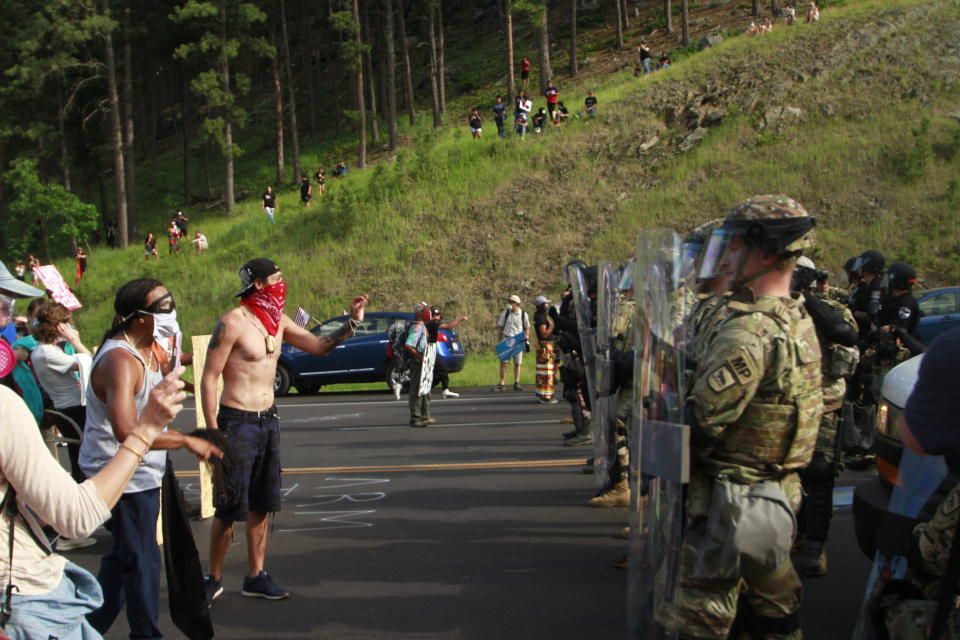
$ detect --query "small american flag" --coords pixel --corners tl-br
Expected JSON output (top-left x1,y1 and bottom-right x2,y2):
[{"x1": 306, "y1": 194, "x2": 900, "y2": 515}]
[{"x1": 293, "y1": 306, "x2": 311, "y2": 328}]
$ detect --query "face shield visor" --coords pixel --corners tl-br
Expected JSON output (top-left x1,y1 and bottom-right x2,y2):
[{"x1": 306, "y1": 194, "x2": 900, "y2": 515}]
[
  {"x1": 680, "y1": 240, "x2": 704, "y2": 282},
  {"x1": 0, "y1": 293, "x2": 14, "y2": 327},
  {"x1": 617, "y1": 261, "x2": 635, "y2": 292},
  {"x1": 697, "y1": 228, "x2": 744, "y2": 281}
]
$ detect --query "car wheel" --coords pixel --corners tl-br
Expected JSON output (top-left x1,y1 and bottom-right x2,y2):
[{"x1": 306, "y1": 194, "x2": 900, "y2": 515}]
[
  {"x1": 298, "y1": 383, "x2": 320, "y2": 395},
  {"x1": 275, "y1": 364, "x2": 292, "y2": 397}
]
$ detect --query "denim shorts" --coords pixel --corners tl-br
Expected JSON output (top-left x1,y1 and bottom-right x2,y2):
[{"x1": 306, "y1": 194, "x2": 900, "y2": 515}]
[
  {"x1": 6, "y1": 561, "x2": 103, "y2": 640},
  {"x1": 214, "y1": 405, "x2": 282, "y2": 522}
]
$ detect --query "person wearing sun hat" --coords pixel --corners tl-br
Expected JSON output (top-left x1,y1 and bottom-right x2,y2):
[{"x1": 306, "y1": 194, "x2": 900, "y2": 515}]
[{"x1": 493, "y1": 294, "x2": 530, "y2": 392}]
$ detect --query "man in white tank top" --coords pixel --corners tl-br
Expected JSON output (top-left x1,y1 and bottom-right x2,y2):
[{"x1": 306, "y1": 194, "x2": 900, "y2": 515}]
[
  {"x1": 80, "y1": 279, "x2": 220, "y2": 639},
  {"x1": 200, "y1": 258, "x2": 367, "y2": 602}
]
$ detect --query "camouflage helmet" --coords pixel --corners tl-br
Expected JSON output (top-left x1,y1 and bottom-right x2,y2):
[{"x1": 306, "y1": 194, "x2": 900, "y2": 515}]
[
  {"x1": 723, "y1": 194, "x2": 816, "y2": 255},
  {"x1": 683, "y1": 218, "x2": 724, "y2": 246}
]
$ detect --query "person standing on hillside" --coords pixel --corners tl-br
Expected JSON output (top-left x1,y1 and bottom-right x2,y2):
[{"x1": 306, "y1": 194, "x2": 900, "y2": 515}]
[
  {"x1": 299, "y1": 174, "x2": 312, "y2": 207},
  {"x1": 74, "y1": 248, "x2": 87, "y2": 287},
  {"x1": 144, "y1": 233, "x2": 159, "y2": 262},
  {"x1": 468, "y1": 107, "x2": 483, "y2": 139},
  {"x1": 262, "y1": 186, "x2": 277, "y2": 225},
  {"x1": 28, "y1": 254, "x2": 40, "y2": 286},
  {"x1": 174, "y1": 211, "x2": 190, "y2": 237},
  {"x1": 492, "y1": 95, "x2": 507, "y2": 138},
  {"x1": 201, "y1": 259, "x2": 367, "y2": 602},
  {"x1": 315, "y1": 166, "x2": 326, "y2": 196},
  {"x1": 519, "y1": 56, "x2": 531, "y2": 89},
  {"x1": 14, "y1": 259, "x2": 25, "y2": 281},
  {"x1": 638, "y1": 41, "x2": 652, "y2": 74},
  {"x1": 544, "y1": 80, "x2": 560, "y2": 123},
  {"x1": 167, "y1": 220, "x2": 181, "y2": 255},
  {"x1": 493, "y1": 295, "x2": 529, "y2": 392}
]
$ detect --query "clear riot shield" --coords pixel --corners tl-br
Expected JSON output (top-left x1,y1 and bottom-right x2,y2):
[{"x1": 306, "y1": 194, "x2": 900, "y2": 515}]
[
  {"x1": 566, "y1": 262, "x2": 598, "y2": 428},
  {"x1": 593, "y1": 261, "x2": 620, "y2": 487},
  {"x1": 852, "y1": 448, "x2": 948, "y2": 639},
  {"x1": 627, "y1": 229, "x2": 690, "y2": 640}
]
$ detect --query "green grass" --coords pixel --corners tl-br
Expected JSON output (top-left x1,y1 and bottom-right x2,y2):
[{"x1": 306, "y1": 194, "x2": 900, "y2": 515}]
[{"x1": 29, "y1": 0, "x2": 960, "y2": 371}]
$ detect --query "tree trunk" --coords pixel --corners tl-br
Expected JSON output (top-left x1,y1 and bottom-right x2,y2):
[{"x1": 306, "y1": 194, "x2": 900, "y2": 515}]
[
  {"x1": 328, "y1": 0, "x2": 344, "y2": 135},
  {"x1": 272, "y1": 52, "x2": 285, "y2": 185},
  {"x1": 180, "y1": 65, "x2": 191, "y2": 206},
  {"x1": 101, "y1": 0, "x2": 128, "y2": 247},
  {"x1": 280, "y1": 0, "x2": 301, "y2": 181},
  {"x1": 537, "y1": 4, "x2": 551, "y2": 94},
  {"x1": 621, "y1": 0, "x2": 630, "y2": 28},
  {"x1": 426, "y1": 9, "x2": 441, "y2": 128},
  {"x1": 436, "y1": 0, "x2": 445, "y2": 113},
  {"x1": 503, "y1": 0, "x2": 514, "y2": 105},
  {"x1": 201, "y1": 141, "x2": 212, "y2": 198},
  {"x1": 306, "y1": 50, "x2": 317, "y2": 137},
  {"x1": 352, "y1": 0, "x2": 366, "y2": 168},
  {"x1": 362, "y1": 4, "x2": 379, "y2": 144},
  {"x1": 770, "y1": 0, "x2": 778, "y2": 16},
  {"x1": 220, "y1": 6, "x2": 235, "y2": 213},
  {"x1": 569, "y1": 0, "x2": 577, "y2": 76},
  {"x1": 396, "y1": 0, "x2": 415, "y2": 126},
  {"x1": 56, "y1": 79, "x2": 71, "y2": 192},
  {"x1": 121, "y1": 1, "x2": 137, "y2": 237},
  {"x1": 384, "y1": 0, "x2": 398, "y2": 151},
  {"x1": 681, "y1": 0, "x2": 689, "y2": 45},
  {"x1": 615, "y1": 0, "x2": 624, "y2": 48},
  {"x1": 95, "y1": 153, "x2": 110, "y2": 225},
  {"x1": 752, "y1": 0, "x2": 760, "y2": 16},
  {"x1": 665, "y1": 0, "x2": 673, "y2": 34}
]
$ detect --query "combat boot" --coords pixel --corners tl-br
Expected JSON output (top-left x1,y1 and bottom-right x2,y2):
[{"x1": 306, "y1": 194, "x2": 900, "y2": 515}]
[
  {"x1": 564, "y1": 431, "x2": 594, "y2": 446},
  {"x1": 588, "y1": 479, "x2": 630, "y2": 508},
  {"x1": 794, "y1": 540, "x2": 827, "y2": 576}
]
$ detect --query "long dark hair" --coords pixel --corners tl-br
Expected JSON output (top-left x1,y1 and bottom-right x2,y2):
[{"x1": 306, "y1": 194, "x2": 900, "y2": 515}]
[{"x1": 99, "y1": 278, "x2": 163, "y2": 347}]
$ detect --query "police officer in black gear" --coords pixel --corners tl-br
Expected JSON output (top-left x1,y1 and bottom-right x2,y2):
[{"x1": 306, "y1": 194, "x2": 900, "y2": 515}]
[
  {"x1": 849, "y1": 250, "x2": 887, "y2": 338},
  {"x1": 843, "y1": 256, "x2": 862, "y2": 289},
  {"x1": 879, "y1": 263, "x2": 924, "y2": 356},
  {"x1": 555, "y1": 262, "x2": 595, "y2": 445}
]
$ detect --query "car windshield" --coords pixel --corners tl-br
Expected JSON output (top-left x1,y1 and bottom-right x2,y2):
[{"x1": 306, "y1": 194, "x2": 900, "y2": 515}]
[{"x1": 919, "y1": 291, "x2": 958, "y2": 316}]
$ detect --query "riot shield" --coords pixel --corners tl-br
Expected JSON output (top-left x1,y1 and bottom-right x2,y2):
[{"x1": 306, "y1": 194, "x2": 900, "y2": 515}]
[
  {"x1": 593, "y1": 261, "x2": 620, "y2": 487},
  {"x1": 566, "y1": 262, "x2": 598, "y2": 428},
  {"x1": 852, "y1": 447, "x2": 947, "y2": 639},
  {"x1": 627, "y1": 229, "x2": 690, "y2": 640}
]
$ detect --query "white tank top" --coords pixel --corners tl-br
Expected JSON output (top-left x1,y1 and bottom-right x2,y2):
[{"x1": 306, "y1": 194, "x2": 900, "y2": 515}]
[{"x1": 79, "y1": 338, "x2": 167, "y2": 493}]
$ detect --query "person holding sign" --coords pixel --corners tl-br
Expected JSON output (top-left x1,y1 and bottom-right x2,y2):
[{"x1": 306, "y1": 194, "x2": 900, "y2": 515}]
[{"x1": 492, "y1": 295, "x2": 529, "y2": 392}]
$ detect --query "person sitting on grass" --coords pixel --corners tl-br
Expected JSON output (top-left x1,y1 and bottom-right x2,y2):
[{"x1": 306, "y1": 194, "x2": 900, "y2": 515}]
[
  {"x1": 552, "y1": 102, "x2": 570, "y2": 126},
  {"x1": 515, "y1": 110, "x2": 528, "y2": 138},
  {"x1": 584, "y1": 90, "x2": 598, "y2": 116},
  {"x1": 532, "y1": 108, "x2": 547, "y2": 133},
  {"x1": 805, "y1": 1, "x2": 820, "y2": 22},
  {"x1": 191, "y1": 231, "x2": 208, "y2": 255}
]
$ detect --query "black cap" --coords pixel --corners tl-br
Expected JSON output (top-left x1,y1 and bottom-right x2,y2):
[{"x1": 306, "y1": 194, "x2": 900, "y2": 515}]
[{"x1": 236, "y1": 258, "x2": 280, "y2": 297}]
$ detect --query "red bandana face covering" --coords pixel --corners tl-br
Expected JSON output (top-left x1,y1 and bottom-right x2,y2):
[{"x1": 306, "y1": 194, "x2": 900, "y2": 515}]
[{"x1": 241, "y1": 280, "x2": 287, "y2": 336}]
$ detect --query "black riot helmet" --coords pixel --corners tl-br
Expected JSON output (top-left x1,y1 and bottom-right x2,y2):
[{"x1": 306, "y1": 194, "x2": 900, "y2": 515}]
[
  {"x1": 887, "y1": 262, "x2": 917, "y2": 291},
  {"x1": 791, "y1": 256, "x2": 818, "y2": 291},
  {"x1": 854, "y1": 250, "x2": 886, "y2": 275}
]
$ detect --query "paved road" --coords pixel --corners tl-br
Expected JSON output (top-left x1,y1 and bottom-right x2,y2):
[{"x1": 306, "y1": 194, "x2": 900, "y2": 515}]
[{"x1": 65, "y1": 387, "x2": 873, "y2": 639}]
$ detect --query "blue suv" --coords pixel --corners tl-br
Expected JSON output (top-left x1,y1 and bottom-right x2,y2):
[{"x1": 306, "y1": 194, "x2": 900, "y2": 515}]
[
  {"x1": 274, "y1": 312, "x2": 467, "y2": 395},
  {"x1": 917, "y1": 287, "x2": 960, "y2": 344}
]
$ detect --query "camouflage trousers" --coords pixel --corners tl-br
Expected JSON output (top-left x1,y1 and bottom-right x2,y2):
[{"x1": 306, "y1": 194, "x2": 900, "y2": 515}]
[
  {"x1": 883, "y1": 600, "x2": 960, "y2": 639},
  {"x1": 813, "y1": 409, "x2": 840, "y2": 465},
  {"x1": 656, "y1": 472, "x2": 804, "y2": 639}
]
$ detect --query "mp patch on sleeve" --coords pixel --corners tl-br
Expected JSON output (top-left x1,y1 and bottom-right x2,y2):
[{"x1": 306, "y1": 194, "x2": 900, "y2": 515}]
[
  {"x1": 707, "y1": 365, "x2": 737, "y2": 393},
  {"x1": 727, "y1": 354, "x2": 756, "y2": 385}
]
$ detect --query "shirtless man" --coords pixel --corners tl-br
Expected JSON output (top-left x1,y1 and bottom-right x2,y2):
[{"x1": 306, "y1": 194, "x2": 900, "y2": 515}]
[{"x1": 201, "y1": 258, "x2": 368, "y2": 602}]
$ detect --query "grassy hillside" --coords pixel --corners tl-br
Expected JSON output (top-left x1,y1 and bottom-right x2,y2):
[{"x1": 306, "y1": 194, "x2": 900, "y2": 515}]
[{"x1": 40, "y1": 0, "x2": 960, "y2": 373}]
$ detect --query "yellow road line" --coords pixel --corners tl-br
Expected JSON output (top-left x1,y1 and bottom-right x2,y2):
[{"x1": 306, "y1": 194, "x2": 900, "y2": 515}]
[{"x1": 175, "y1": 458, "x2": 586, "y2": 478}]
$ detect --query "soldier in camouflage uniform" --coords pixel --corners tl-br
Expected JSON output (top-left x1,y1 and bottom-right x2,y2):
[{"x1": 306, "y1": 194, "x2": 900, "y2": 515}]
[
  {"x1": 656, "y1": 195, "x2": 822, "y2": 639},
  {"x1": 590, "y1": 266, "x2": 636, "y2": 507},
  {"x1": 791, "y1": 257, "x2": 861, "y2": 577}
]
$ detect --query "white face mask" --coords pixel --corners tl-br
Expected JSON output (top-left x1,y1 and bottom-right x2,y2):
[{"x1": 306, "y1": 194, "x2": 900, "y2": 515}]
[{"x1": 151, "y1": 310, "x2": 180, "y2": 344}]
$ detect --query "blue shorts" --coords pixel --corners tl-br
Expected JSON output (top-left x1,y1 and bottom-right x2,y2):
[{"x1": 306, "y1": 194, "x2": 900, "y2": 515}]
[{"x1": 214, "y1": 405, "x2": 282, "y2": 522}]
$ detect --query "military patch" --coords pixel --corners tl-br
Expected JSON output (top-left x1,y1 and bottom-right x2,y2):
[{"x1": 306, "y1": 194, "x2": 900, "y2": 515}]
[
  {"x1": 899, "y1": 306, "x2": 913, "y2": 320},
  {"x1": 707, "y1": 365, "x2": 737, "y2": 393},
  {"x1": 727, "y1": 354, "x2": 755, "y2": 384}
]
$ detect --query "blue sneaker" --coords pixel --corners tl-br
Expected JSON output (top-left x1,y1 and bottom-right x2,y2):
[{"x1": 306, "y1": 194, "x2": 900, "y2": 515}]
[
  {"x1": 241, "y1": 571, "x2": 289, "y2": 600},
  {"x1": 203, "y1": 574, "x2": 223, "y2": 605}
]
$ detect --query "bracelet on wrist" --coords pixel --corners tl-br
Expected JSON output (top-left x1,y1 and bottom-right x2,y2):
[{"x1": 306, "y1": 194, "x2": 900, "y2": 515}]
[
  {"x1": 129, "y1": 430, "x2": 152, "y2": 450},
  {"x1": 120, "y1": 442, "x2": 145, "y2": 464},
  {"x1": 348, "y1": 318, "x2": 361, "y2": 331}
]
